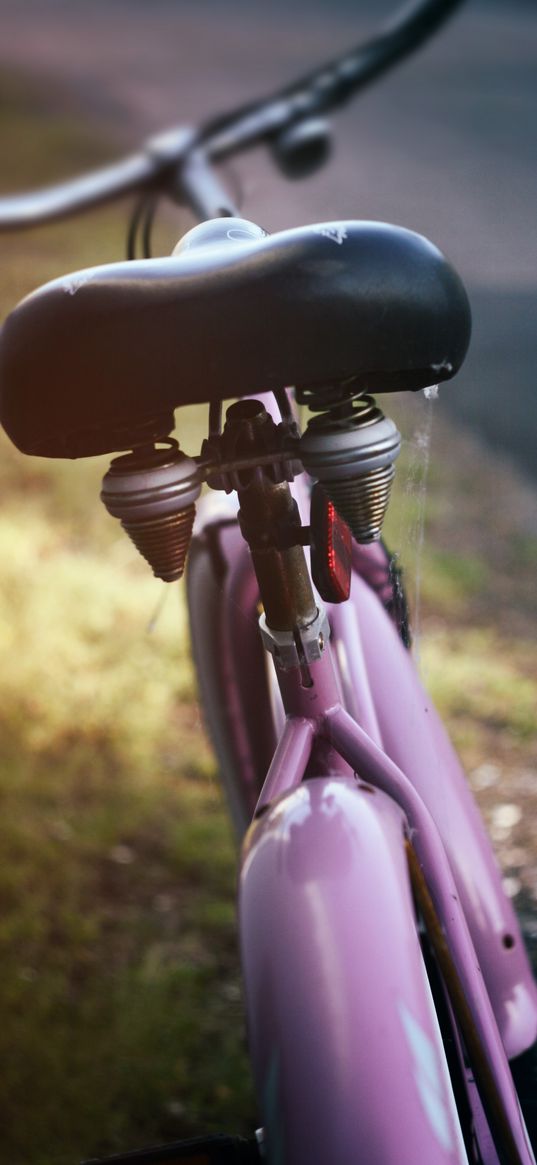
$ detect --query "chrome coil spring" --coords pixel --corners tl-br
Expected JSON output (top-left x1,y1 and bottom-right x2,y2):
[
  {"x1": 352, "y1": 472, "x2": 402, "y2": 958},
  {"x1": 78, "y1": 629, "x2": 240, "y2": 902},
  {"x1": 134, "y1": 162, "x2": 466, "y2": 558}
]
[
  {"x1": 296, "y1": 376, "x2": 369, "y2": 417},
  {"x1": 101, "y1": 439, "x2": 201, "y2": 582},
  {"x1": 298, "y1": 380, "x2": 401, "y2": 544},
  {"x1": 121, "y1": 506, "x2": 197, "y2": 582},
  {"x1": 322, "y1": 464, "x2": 396, "y2": 544}
]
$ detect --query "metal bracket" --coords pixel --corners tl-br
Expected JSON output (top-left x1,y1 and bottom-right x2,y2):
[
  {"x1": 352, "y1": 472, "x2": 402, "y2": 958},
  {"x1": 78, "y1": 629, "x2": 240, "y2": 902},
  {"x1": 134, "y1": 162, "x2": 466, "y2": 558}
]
[{"x1": 259, "y1": 607, "x2": 330, "y2": 670}]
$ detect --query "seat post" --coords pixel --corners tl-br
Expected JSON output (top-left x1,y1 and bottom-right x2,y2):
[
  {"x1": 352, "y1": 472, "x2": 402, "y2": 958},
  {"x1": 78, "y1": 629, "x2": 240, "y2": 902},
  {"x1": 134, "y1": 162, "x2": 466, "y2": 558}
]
[{"x1": 225, "y1": 399, "x2": 317, "y2": 635}]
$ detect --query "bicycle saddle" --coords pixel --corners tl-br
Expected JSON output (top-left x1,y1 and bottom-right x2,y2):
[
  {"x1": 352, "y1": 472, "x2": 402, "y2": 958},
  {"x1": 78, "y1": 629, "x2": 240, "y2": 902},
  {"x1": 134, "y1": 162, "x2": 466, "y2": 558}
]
[{"x1": 0, "y1": 217, "x2": 471, "y2": 458}]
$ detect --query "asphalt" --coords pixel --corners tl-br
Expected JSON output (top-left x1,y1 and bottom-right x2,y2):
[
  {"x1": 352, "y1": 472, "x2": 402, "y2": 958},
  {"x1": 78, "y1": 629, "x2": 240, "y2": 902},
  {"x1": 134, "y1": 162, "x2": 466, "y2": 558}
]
[{"x1": 0, "y1": 0, "x2": 536, "y2": 478}]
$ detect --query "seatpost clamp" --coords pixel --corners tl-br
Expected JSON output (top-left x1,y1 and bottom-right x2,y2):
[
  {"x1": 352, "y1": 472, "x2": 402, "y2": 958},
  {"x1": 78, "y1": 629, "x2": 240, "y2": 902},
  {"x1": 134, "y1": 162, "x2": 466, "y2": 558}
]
[{"x1": 259, "y1": 607, "x2": 330, "y2": 671}]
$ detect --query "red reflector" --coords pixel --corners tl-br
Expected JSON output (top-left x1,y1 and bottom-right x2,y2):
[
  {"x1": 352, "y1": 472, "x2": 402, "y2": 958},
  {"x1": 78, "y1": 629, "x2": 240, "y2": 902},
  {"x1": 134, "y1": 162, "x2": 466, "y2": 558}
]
[{"x1": 310, "y1": 483, "x2": 352, "y2": 603}]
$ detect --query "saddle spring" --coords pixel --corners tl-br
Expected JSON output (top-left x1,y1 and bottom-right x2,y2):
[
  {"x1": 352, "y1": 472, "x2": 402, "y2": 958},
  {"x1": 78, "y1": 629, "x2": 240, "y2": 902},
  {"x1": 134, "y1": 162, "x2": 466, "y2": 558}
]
[{"x1": 297, "y1": 379, "x2": 402, "y2": 543}]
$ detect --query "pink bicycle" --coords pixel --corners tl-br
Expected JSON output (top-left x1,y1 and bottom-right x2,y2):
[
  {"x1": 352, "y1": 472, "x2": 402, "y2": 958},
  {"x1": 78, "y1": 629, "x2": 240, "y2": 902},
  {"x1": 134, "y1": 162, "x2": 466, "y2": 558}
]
[{"x1": 0, "y1": 1, "x2": 536, "y2": 1162}]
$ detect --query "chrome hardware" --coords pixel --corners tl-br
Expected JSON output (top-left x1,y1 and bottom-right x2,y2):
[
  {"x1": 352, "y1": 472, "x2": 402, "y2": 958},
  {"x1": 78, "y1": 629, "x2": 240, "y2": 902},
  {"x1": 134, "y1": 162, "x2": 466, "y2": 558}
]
[
  {"x1": 312, "y1": 461, "x2": 397, "y2": 544},
  {"x1": 101, "y1": 440, "x2": 202, "y2": 582},
  {"x1": 259, "y1": 606, "x2": 330, "y2": 670},
  {"x1": 201, "y1": 398, "x2": 302, "y2": 493},
  {"x1": 298, "y1": 383, "x2": 401, "y2": 542},
  {"x1": 255, "y1": 1128, "x2": 267, "y2": 1159}
]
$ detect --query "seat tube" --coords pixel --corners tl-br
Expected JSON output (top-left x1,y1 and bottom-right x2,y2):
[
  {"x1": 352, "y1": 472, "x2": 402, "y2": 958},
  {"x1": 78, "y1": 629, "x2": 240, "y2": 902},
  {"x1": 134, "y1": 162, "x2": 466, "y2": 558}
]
[{"x1": 229, "y1": 399, "x2": 351, "y2": 779}]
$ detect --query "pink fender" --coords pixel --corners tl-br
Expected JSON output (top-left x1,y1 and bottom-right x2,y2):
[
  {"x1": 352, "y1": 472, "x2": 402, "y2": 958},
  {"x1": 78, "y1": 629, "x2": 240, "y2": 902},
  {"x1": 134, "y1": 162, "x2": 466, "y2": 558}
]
[
  {"x1": 240, "y1": 777, "x2": 468, "y2": 1165},
  {"x1": 186, "y1": 496, "x2": 276, "y2": 835}
]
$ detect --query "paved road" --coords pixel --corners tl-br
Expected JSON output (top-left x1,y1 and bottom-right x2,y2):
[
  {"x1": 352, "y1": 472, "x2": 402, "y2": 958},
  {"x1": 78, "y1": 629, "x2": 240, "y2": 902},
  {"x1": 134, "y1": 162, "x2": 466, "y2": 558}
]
[{"x1": 1, "y1": 0, "x2": 536, "y2": 479}]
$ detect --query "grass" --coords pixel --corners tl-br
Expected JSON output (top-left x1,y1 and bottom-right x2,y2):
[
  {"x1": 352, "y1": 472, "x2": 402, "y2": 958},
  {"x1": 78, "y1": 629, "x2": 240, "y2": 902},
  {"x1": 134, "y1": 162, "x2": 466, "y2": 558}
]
[
  {"x1": 0, "y1": 75, "x2": 255, "y2": 1164},
  {"x1": 0, "y1": 70, "x2": 536, "y2": 1164},
  {"x1": 0, "y1": 423, "x2": 257, "y2": 1164},
  {"x1": 0, "y1": 420, "x2": 259, "y2": 1163}
]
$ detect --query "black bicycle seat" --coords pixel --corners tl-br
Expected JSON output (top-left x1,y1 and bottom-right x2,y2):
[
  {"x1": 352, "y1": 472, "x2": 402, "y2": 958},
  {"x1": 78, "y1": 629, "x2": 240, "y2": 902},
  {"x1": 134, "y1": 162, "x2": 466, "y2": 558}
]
[{"x1": 0, "y1": 217, "x2": 471, "y2": 458}]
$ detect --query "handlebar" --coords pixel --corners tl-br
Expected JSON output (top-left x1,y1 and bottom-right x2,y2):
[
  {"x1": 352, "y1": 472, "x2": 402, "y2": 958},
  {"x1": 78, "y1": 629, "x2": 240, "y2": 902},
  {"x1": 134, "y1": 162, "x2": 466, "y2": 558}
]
[{"x1": 0, "y1": 0, "x2": 465, "y2": 232}]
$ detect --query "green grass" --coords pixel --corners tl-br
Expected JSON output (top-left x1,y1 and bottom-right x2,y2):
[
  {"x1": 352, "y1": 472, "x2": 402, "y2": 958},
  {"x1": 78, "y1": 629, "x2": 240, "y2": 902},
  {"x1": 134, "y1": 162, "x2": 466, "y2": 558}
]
[
  {"x1": 0, "y1": 427, "x2": 258, "y2": 1163},
  {"x1": 1, "y1": 68, "x2": 536, "y2": 1165},
  {"x1": 0, "y1": 424, "x2": 259, "y2": 1163},
  {"x1": 0, "y1": 75, "x2": 256, "y2": 1163},
  {"x1": 422, "y1": 627, "x2": 537, "y2": 744}
]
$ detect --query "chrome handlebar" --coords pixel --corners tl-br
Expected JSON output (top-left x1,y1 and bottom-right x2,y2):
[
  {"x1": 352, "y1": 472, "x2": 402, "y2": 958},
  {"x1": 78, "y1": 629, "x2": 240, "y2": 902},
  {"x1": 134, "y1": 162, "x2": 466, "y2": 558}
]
[{"x1": 0, "y1": 0, "x2": 465, "y2": 231}]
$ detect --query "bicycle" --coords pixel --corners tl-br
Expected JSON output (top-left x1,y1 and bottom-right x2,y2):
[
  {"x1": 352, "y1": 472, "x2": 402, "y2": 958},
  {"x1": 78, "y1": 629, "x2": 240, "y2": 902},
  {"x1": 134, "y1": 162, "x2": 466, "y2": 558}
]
[{"x1": 0, "y1": 1, "x2": 536, "y2": 1162}]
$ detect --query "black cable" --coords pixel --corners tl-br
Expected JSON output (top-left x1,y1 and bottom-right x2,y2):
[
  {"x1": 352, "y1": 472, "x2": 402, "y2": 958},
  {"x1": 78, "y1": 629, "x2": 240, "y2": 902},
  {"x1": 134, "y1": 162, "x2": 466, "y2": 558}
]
[
  {"x1": 141, "y1": 196, "x2": 157, "y2": 258},
  {"x1": 126, "y1": 195, "x2": 148, "y2": 260},
  {"x1": 126, "y1": 194, "x2": 158, "y2": 259}
]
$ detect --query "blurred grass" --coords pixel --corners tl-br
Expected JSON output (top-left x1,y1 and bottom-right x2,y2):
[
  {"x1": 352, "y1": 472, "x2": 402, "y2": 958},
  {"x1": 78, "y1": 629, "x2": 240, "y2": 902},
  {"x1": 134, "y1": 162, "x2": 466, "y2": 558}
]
[
  {"x1": 0, "y1": 70, "x2": 536, "y2": 1165},
  {"x1": 0, "y1": 75, "x2": 255, "y2": 1164}
]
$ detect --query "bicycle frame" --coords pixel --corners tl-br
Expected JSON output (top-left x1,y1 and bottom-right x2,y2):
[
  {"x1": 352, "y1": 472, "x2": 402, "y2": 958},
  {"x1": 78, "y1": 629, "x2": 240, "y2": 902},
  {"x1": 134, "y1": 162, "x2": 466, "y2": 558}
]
[{"x1": 187, "y1": 395, "x2": 537, "y2": 1164}]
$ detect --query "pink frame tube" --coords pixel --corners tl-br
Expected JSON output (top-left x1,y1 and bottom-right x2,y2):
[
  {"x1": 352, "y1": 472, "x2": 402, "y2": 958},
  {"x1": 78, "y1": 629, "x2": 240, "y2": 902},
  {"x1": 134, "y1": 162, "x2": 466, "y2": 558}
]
[
  {"x1": 322, "y1": 704, "x2": 535, "y2": 1164},
  {"x1": 188, "y1": 505, "x2": 537, "y2": 1057},
  {"x1": 243, "y1": 679, "x2": 535, "y2": 1161}
]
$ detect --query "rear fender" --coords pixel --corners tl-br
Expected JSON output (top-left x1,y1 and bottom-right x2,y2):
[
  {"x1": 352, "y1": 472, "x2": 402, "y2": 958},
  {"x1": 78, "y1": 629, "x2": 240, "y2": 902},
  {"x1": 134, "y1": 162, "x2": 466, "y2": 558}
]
[
  {"x1": 240, "y1": 776, "x2": 468, "y2": 1165},
  {"x1": 186, "y1": 495, "x2": 275, "y2": 834}
]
